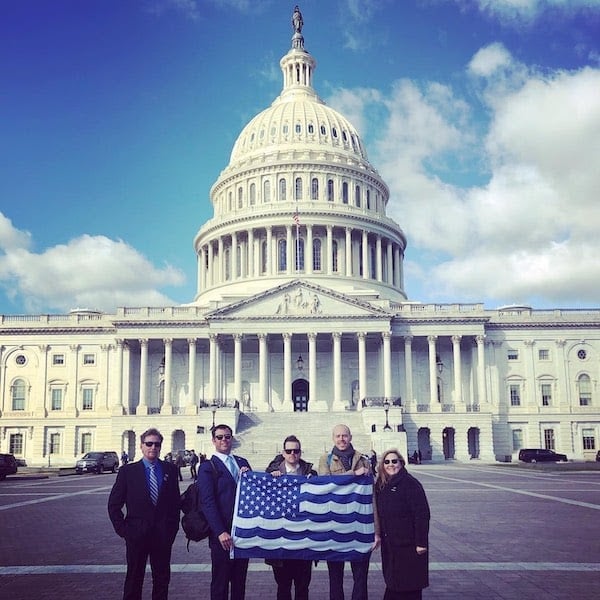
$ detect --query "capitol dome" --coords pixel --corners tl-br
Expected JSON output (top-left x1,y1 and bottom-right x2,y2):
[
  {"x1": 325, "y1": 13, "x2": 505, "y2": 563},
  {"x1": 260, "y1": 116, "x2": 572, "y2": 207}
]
[{"x1": 193, "y1": 13, "x2": 407, "y2": 308}]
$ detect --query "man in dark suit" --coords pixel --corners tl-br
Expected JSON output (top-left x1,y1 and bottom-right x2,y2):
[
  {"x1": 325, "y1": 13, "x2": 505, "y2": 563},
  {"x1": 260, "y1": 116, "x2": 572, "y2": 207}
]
[
  {"x1": 198, "y1": 423, "x2": 251, "y2": 600},
  {"x1": 108, "y1": 427, "x2": 181, "y2": 600}
]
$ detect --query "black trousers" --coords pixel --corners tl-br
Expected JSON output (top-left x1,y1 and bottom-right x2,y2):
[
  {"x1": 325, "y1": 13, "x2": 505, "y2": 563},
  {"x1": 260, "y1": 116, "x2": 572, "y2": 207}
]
[
  {"x1": 326, "y1": 558, "x2": 370, "y2": 600},
  {"x1": 271, "y1": 559, "x2": 312, "y2": 600},
  {"x1": 123, "y1": 532, "x2": 173, "y2": 600},
  {"x1": 383, "y1": 590, "x2": 422, "y2": 600},
  {"x1": 209, "y1": 539, "x2": 249, "y2": 600}
]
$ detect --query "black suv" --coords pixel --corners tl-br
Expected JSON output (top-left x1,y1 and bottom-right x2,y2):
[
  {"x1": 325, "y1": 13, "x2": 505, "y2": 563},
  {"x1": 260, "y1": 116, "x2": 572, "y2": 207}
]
[
  {"x1": 0, "y1": 453, "x2": 18, "y2": 480},
  {"x1": 518, "y1": 448, "x2": 568, "y2": 463},
  {"x1": 75, "y1": 451, "x2": 119, "y2": 474}
]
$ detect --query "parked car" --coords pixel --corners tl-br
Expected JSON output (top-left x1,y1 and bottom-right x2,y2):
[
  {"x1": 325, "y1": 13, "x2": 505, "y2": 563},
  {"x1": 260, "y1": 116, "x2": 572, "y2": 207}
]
[
  {"x1": 596, "y1": 450, "x2": 600, "y2": 462},
  {"x1": 0, "y1": 453, "x2": 18, "y2": 480},
  {"x1": 518, "y1": 448, "x2": 568, "y2": 463},
  {"x1": 75, "y1": 451, "x2": 119, "y2": 474}
]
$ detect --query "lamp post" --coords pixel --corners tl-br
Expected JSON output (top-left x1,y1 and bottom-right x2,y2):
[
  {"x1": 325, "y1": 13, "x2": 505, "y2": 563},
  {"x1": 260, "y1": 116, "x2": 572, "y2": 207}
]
[
  {"x1": 296, "y1": 355, "x2": 304, "y2": 371},
  {"x1": 436, "y1": 355, "x2": 444, "y2": 374},
  {"x1": 212, "y1": 408, "x2": 216, "y2": 429},
  {"x1": 383, "y1": 399, "x2": 392, "y2": 431}
]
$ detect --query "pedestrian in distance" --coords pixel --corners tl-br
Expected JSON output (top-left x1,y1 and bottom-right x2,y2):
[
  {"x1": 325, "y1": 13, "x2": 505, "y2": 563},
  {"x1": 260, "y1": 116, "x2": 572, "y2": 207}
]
[
  {"x1": 189, "y1": 449, "x2": 199, "y2": 480},
  {"x1": 121, "y1": 450, "x2": 129, "y2": 467},
  {"x1": 107, "y1": 428, "x2": 181, "y2": 600},
  {"x1": 175, "y1": 452, "x2": 185, "y2": 482},
  {"x1": 265, "y1": 435, "x2": 317, "y2": 600},
  {"x1": 198, "y1": 424, "x2": 252, "y2": 600},
  {"x1": 318, "y1": 423, "x2": 380, "y2": 600},
  {"x1": 374, "y1": 449, "x2": 430, "y2": 600}
]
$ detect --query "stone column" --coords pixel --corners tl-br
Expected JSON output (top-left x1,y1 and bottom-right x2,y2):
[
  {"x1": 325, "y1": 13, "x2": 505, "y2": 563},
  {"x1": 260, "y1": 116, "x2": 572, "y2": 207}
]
[
  {"x1": 162, "y1": 338, "x2": 173, "y2": 414},
  {"x1": 476, "y1": 335, "x2": 486, "y2": 406},
  {"x1": 382, "y1": 332, "x2": 392, "y2": 399},
  {"x1": 404, "y1": 336, "x2": 413, "y2": 406},
  {"x1": 248, "y1": 228, "x2": 255, "y2": 278},
  {"x1": 362, "y1": 230, "x2": 369, "y2": 279},
  {"x1": 306, "y1": 225, "x2": 313, "y2": 274},
  {"x1": 209, "y1": 334, "x2": 218, "y2": 404},
  {"x1": 112, "y1": 339, "x2": 125, "y2": 415},
  {"x1": 452, "y1": 335, "x2": 462, "y2": 404},
  {"x1": 258, "y1": 333, "x2": 269, "y2": 411},
  {"x1": 283, "y1": 333, "x2": 292, "y2": 410},
  {"x1": 326, "y1": 225, "x2": 333, "y2": 275},
  {"x1": 234, "y1": 334, "x2": 242, "y2": 410},
  {"x1": 332, "y1": 332, "x2": 343, "y2": 410},
  {"x1": 218, "y1": 237, "x2": 224, "y2": 283},
  {"x1": 376, "y1": 236, "x2": 383, "y2": 281},
  {"x1": 395, "y1": 246, "x2": 401, "y2": 289},
  {"x1": 186, "y1": 338, "x2": 198, "y2": 415},
  {"x1": 286, "y1": 225, "x2": 293, "y2": 273},
  {"x1": 231, "y1": 231, "x2": 238, "y2": 280},
  {"x1": 358, "y1": 332, "x2": 367, "y2": 410},
  {"x1": 207, "y1": 241, "x2": 214, "y2": 287},
  {"x1": 386, "y1": 241, "x2": 393, "y2": 284},
  {"x1": 266, "y1": 226, "x2": 273, "y2": 275},
  {"x1": 345, "y1": 227, "x2": 352, "y2": 276},
  {"x1": 428, "y1": 335, "x2": 438, "y2": 408},
  {"x1": 138, "y1": 339, "x2": 148, "y2": 414},
  {"x1": 308, "y1": 333, "x2": 321, "y2": 411}
]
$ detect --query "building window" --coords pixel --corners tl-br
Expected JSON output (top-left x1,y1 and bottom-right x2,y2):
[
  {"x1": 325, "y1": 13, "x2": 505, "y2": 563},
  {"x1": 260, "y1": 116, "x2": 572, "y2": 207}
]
[
  {"x1": 83, "y1": 354, "x2": 95, "y2": 366},
  {"x1": 370, "y1": 245, "x2": 376, "y2": 279},
  {"x1": 512, "y1": 428, "x2": 523, "y2": 451},
  {"x1": 15, "y1": 354, "x2": 27, "y2": 366},
  {"x1": 11, "y1": 379, "x2": 26, "y2": 411},
  {"x1": 313, "y1": 239, "x2": 322, "y2": 271},
  {"x1": 295, "y1": 123, "x2": 301, "y2": 134},
  {"x1": 238, "y1": 187, "x2": 243, "y2": 208},
  {"x1": 52, "y1": 354, "x2": 65, "y2": 366},
  {"x1": 509, "y1": 384, "x2": 521, "y2": 406},
  {"x1": 51, "y1": 388, "x2": 63, "y2": 411},
  {"x1": 278, "y1": 239, "x2": 287, "y2": 272},
  {"x1": 295, "y1": 177, "x2": 303, "y2": 200},
  {"x1": 582, "y1": 428, "x2": 596, "y2": 450},
  {"x1": 541, "y1": 383, "x2": 552, "y2": 406},
  {"x1": 82, "y1": 388, "x2": 94, "y2": 411},
  {"x1": 249, "y1": 183, "x2": 256, "y2": 206},
  {"x1": 327, "y1": 179, "x2": 334, "y2": 202},
  {"x1": 332, "y1": 240, "x2": 339, "y2": 272},
  {"x1": 261, "y1": 240, "x2": 267, "y2": 273},
  {"x1": 228, "y1": 191, "x2": 233, "y2": 211},
  {"x1": 295, "y1": 238, "x2": 304, "y2": 271},
  {"x1": 311, "y1": 178, "x2": 319, "y2": 200},
  {"x1": 366, "y1": 189, "x2": 371, "y2": 210},
  {"x1": 578, "y1": 374, "x2": 592, "y2": 406},
  {"x1": 577, "y1": 349, "x2": 587, "y2": 360},
  {"x1": 538, "y1": 349, "x2": 549, "y2": 360},
  {"x1": 308, "y1": 123, "x2": 314, "y2": 134},
  {"x1": 264, "y1": 180, "x2": 271, "y2": 203},
  {"x1": 236, "y1": 245, "x2": 242, "y2": 278},
  {"x1": 320, "y1": 124, "x2": 326, "y2": 135},
  {"x1": 543, "y1": 429, "x2": 555, "y2": 450},
  {"x1": 9, "y1": 433, "x2": 24, "y2": 455},
  {"x1": 507, "y1": 349, "x2": 519, "y2": 361},
  {"x1": 355, "y1": 185, "x2": 361, "y2": 207},
  {"x1": 81, "y1": 432, "x2": 92, "y2": 454},
  {"x1": 224, "y1": 248, "x2": 231, "y2": 280},
  {"x1": 342, "y1": 182, "x2": 348, "y2": 204},
  {"x1": 279, "y1": 178, "x2": 286, "y2": 201},
  {"x1": 49, "y1": 432, "x2": 61, "y2": 454}
]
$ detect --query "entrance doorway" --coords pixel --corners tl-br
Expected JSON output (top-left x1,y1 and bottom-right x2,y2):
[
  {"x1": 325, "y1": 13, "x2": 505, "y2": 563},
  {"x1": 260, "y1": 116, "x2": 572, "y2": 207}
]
[
  {"x1": 292, "y1": 378, "x2": 309, "y2": 412},
  {"x1": 467, "y1": 427, "x2": 480, "y2": 459},
  {"x1": 443, "y1": 427, "x2": 456, "y2": 459}
]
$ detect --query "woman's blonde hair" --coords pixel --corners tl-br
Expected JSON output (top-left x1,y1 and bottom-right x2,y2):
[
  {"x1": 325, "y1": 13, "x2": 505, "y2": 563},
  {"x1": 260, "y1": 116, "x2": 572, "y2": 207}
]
[{"x1": 375, "y1": 448, "x2": 406, "y2": 491}]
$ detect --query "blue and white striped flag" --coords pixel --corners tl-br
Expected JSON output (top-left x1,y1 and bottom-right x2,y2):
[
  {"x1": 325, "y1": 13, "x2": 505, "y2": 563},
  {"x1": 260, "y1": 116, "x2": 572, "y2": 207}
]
[{"x1": 232, "y1": 471, "x2": 374, "y2": 562}]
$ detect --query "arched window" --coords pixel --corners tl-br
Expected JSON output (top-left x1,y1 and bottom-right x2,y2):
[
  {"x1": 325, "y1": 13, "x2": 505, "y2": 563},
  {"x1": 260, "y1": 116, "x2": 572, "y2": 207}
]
[
  {"x1": 295, "y1": 177, "x2": 303, "y2": 201},
  {"x1": 578, "y1": 374, "x2": 592, "y2": 406},
  {"x1": 366, "y1": 189, "x2": 371, "y2": 210},
  {"x1": 313, "y1": 238, "x2": 322, "y2": 271},
  {"x1": 278, "y1": 239, "x2": 287, "y2": 272},
  {"x1": 311, "y1": 178, "x2": 319, "y2": 200},
  {"x1": 11, "y1": 378, "x2": 26, "y2": 411},
  {"x1": 355, "y1": 185, "x2": 361, "y2": 207},
  {"x1": 249, "y1": 183, "x2": 256, "y2": 206},
  {"x1": 295, "y1": 238, "x2": 305, "y2": 271},
  {"x1": 264, "y1": 180, "x2": 271, "y2": 203},
  {"x1": 279, "y1": 178, "x2": 286, "y2": 201},
  {"x1": 332, "y1": 240, "x2": 339, "y2": 272},
  {"x1": 327, "y1": 179, "x2": 334, "y2": 202},
  {"x1": 228, "y1": 191, "x2": 233, "y2": 211},
  {"x1": 238, "y1": 187, "x2": 243, "y2": 209},
  {"x1": 342, "y1": 182, "x2": 348, "y2": 204}
]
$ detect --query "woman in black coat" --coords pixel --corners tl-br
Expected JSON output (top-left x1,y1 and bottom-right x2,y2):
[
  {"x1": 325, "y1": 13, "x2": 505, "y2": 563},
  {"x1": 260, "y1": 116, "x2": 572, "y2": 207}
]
[{"x1": 375, "y1": 449, "x2": 431, "y2": 600}]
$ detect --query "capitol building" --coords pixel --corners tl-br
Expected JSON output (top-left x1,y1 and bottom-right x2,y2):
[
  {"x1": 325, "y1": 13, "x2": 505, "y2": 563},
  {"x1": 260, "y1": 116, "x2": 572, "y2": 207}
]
[{"x1": 1, "y1": 13, "x2": 599, "y2": 467}]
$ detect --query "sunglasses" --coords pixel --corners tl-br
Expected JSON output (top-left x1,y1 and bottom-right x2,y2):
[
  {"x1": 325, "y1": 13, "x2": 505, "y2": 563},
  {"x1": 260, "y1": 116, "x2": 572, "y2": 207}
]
[
  {"x1": 284, "y1": 448, "x2": 301, "y2": 454},
  {"x1": 143, "y1": 441, "x2": 162, "y2": 448},
  {"x1": 214, "y1": 434, "x2": 232, "y2": 440},
  {"x1": 384, "y1": 458, "x2": 400, "y2": 465}
]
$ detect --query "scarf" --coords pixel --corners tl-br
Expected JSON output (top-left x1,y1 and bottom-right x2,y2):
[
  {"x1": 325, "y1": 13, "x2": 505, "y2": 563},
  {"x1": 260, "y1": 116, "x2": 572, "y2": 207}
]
[{"x1": 332, "y1": 444, "x2": 355, "y2": 471}]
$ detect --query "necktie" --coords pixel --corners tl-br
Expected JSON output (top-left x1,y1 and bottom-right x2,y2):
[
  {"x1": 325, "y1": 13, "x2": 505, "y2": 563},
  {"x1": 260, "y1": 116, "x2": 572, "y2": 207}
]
[
  {"x1": 226, "y1": 455, "x2": 238, "y2": 479},
  {"x1": 148, "y1": 463, "x2": 159, "y2": 505}
]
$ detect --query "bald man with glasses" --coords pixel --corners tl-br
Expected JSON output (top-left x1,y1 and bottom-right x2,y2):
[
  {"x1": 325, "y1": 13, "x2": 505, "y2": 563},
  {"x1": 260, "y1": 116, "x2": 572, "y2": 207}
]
[{"x1": 265, "y1": 435, "x2": 317, "y2": 600}]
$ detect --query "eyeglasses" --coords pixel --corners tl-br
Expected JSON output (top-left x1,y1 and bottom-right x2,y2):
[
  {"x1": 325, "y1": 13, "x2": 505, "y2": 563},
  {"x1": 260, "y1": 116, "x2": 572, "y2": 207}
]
[
  {"x1": 384, "y1": 458, "x2": 400, "y2": 465},
  {"x1": 214, "y1": 434, "x2": 232, "y2": 440},
  {"x1": 284, "y1": 448, "x2": 301, "y2": 454},
  {"x1": 143, "y1": 441, "x2": 162, "y2": 448}
]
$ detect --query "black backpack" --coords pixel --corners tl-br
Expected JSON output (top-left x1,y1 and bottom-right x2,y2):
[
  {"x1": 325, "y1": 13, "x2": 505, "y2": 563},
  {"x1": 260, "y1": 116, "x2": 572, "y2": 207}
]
[{"x1": 180, "y1": 459, "x2": 216, "y2": 549}]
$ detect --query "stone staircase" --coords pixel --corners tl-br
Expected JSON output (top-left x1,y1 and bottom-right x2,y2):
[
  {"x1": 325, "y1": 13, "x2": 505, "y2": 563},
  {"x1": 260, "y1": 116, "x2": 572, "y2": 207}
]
[{"x1": 230, "y1": 411, "x2": 374, "y2": 470}]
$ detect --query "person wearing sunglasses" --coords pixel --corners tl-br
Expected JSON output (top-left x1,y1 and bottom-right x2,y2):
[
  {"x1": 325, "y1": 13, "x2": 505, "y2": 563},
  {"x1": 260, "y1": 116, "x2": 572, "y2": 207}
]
[
  {"x1": 374, "y1": 449, "x2": 430, "y2": 600},
  {"x1": 318, "y1": 424, "x2": 378, "y2": 600},
  {"x1": 264, "y1": 435, "x2": 317, "y2": 600},
  {"x1": 198, "y1": 424, "x2": 251, "y2": 600},
  {"x1": 108, "y1": 428, "x2": 181, "y2": 600}
]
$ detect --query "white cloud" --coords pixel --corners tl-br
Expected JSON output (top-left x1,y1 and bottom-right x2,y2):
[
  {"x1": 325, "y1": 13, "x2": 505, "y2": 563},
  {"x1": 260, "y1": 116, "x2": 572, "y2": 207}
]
[
  {"x1": 326, "y1": 49, "x2": 600, "y2": 307},
  {"x1": 0, "y1": 217, "x2": 185, "y2": 314},
  {"x1": 468, "y1": 0, "x2": 600, "y2": 21}
]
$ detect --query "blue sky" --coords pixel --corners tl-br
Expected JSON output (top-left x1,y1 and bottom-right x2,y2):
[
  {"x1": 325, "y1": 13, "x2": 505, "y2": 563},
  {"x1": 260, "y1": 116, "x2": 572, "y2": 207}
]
[{"x1": 1, "y1": 0, "x2": 599, "y2": 314}]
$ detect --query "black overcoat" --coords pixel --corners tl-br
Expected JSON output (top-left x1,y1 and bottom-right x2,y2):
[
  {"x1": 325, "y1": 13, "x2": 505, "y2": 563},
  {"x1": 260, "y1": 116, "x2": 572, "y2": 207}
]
[{"x1": 375, "y1": 467, "x2": 430, "y2": 592}]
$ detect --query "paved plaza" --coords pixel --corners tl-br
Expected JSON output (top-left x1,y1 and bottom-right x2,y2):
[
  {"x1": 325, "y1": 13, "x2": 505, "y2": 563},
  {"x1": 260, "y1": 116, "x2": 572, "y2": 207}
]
[{"x1": 0, "y1": 463, "x2": 599, "y2": 599}]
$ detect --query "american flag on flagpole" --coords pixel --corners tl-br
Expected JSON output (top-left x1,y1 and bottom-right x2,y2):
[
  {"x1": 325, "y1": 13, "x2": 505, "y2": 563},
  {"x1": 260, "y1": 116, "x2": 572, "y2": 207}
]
[
  {"x1": 293, "y1": 210, "x2": 300, "y2": 226},
  {"x1": 232, "y1": 471, "x2": 374, "y2": 562}
]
